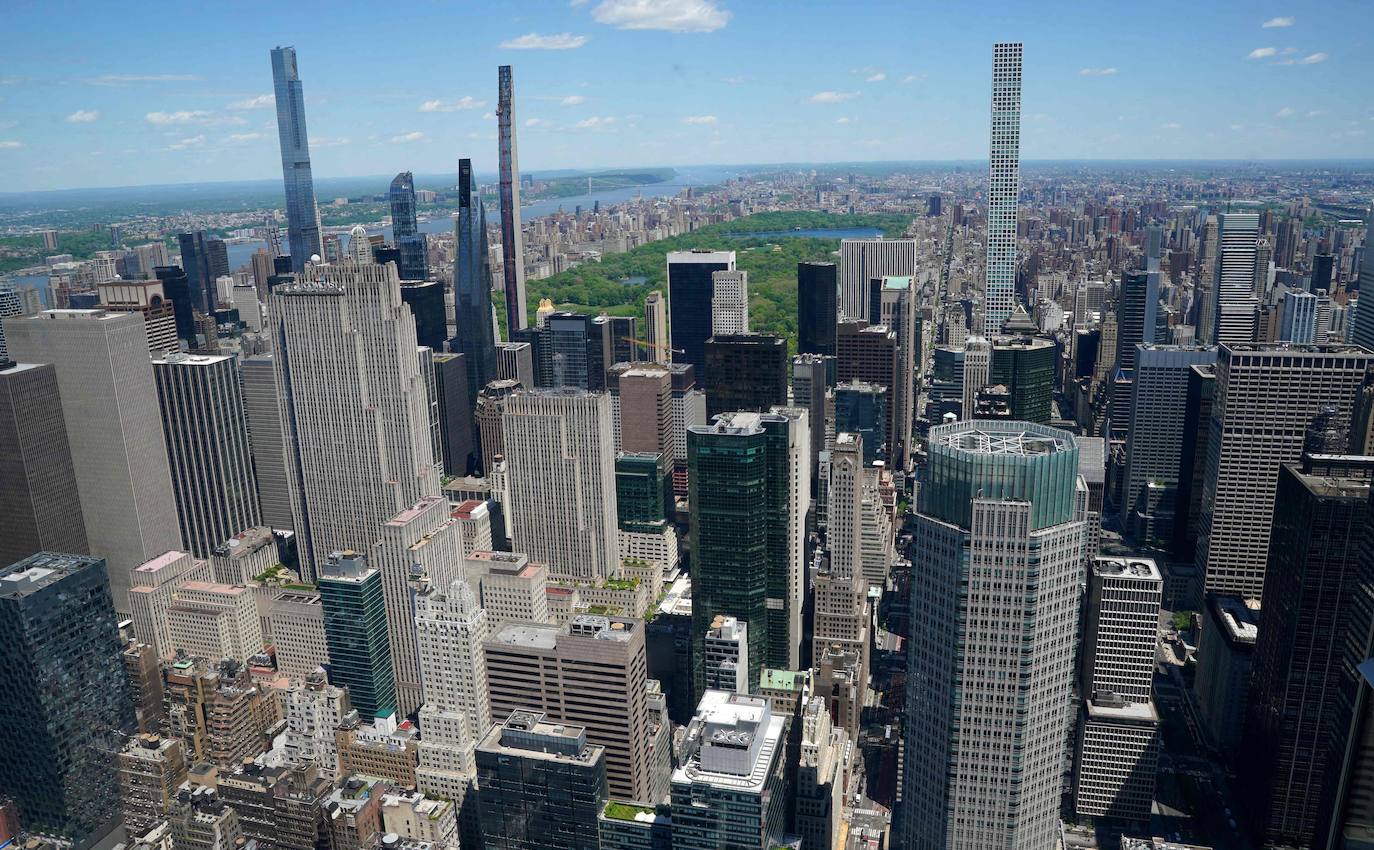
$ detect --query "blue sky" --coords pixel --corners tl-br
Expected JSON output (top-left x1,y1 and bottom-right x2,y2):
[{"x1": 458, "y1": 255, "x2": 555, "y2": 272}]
[{"x1": 1, "y1": 0, "x2": 1371, "y2": 192}]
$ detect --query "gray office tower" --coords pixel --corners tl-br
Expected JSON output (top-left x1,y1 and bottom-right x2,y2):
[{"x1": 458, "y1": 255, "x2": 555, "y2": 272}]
[
  {"x1": 178, "y1": 230, "x2": 213, "y2": 315},
  {"x1": 0, "y1": 553, "x2": 136, "y2": 845},
  {"x1": 433, "y1": 352, "x2": 475, "y2": 476},
  {"x1": 798, "y1": 261, "x2": 838, "y2": 356},
  {"x1": 240, "y1": 354, "x2": 294, "y2": 531},
  {"x1": 1211, "y1": 213, "x2": 1260, "y2": 346},
  {"x1": 1121, "y1": 345, "x2": 1216, "y2": 546},
  {"x1": 6, "y1": 310, "x2": 182, "y2": 615},
  {"x1": 497, "y1": 65, "x2": 528, "y2": 333},
  {"x1": 0, "y1": 360, "x2": 88, "y2": 565},
  {"x1": 153, "y1": 353, "x2": 262, "y2": 558},
  {"x1": 984, "y1": 42, "x2": 1023, "y2": 335},
  {"x1": 1116, "y1": 269, "x2": 1158, "y2": 374},
  {"x1": 454, "y1": 158, "x2": 498, "y2": 397},
  {"x1": 271, "y1": 46, "x2": 323, "y2": 274},
  {"x1": 389, "y1": 171, "x2": 427, "y2": 281},
  {"x1": 901, "y1": 421, "x2": 1086, "y2": 848}
]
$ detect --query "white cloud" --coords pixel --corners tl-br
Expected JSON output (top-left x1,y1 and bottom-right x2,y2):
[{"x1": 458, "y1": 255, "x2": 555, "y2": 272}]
[
  {"x1": 561, "y1": 95, "x2": 587, "y2": 106},
  {"x1": 1307, "y1": 109, "x2": 1324, "y2": 117},
  {"x1": 574, "y1": 115, "x2": 616, "y2": 129},
  {"x1": 1230, "y1": 123, "x2": 1246, "y2": 130},
  {"x1": 1079, "y1": 67, "x2": 1118, "y2": 76},
  {"x1": 390, "y1": 131, "x2": 427, "y2": 143},
  {"x1": 88, "y1": 73, "x2": 201, "y2": 86},
  {"x1": 682, "y1": 114, "x2": 717, "y2": 125},
  {"x1": 1275, "y1": 106, "x2": 1296, "y2": 117},
  {"x1": 1262, "y1": 16, "x2": 1294, "y2": 27},
  {"x1": 482, "y1": 112, "x2": 495, "y2": 120},
  {"x1": 168, "y1": 135, "x2": 206, "y2": 150},
  {"x1": 419, "y1": 96, "x2": 485, "y2": 112},
  {"x1": 228, "y1": 94, "x2": 273, "y2": 110},
  {"x1": 835, "y1": 117, "x2": 852, "y2": 124},
  {"x1": 722, "y1": 74, "x2": 751, "y2": 85},
  {"x1": 65, "y1": 110, "x2": 99, "y2": 123},
  {"x1": 0, "y1": 140, "x2": 23, "y2": 149},
  {"x1": 808, "y1": 90, "x2": 860, "y2": 104},
  {"x1": 525, "y1": 118, "x2": 553, "y2": 128},
  {"x1": 1247, "y1": 47, "x2": 1278, "y2": 59},
  {"x1": 1159, "y1": 122, "x2": 1182, "y2": 130},
  {"x1": 865, "y1": 72, "x2": 886, "y2": 82},
  {"x1": 499, "y1": 32, "x2": 588, "y2": 49},
  {"x1": 592, "y1": 0, "x2": 731, "y2": 32},
  {"x1": 228, "y1": 132, "x2": 262, "y2": 142},
  {"x1": 1298, "y1": 52, "x2": 1328, "y2": 64},
  {"x1": 146, "y1": 110, "x2": 212, "y2": 125}
]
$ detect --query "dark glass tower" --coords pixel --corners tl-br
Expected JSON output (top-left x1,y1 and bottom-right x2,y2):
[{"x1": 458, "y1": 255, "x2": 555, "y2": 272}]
[
  {"x1": 0, "y1": 552, "x2": 135, "y2": 844},
  {"x1": 1115, "y1": 269, "x2": 1157, "y2": 374},
  {"x1": 454, "y1": 158, "x2": 499, "y2": 397},
  {"x1": 207, "y1": 237, "x2": 230, "y2": 284},
  {"x1": 703, "y1": 334, "x2": 789, "y2": 417},
  {"x1": 667, "y1": 250, "x2": 735, "y2": 375},
  {"x1": 271, "y1": 46, "x2": 323, "y2": 274},
  {"x1": 177, "y1": 231, "x2": 213, "y2": 314},
  {"x1": 798, "y1": 261, "x2": 838, "y2": 356},
  {"x1": 615, "y1": 452, "x2": 672, "y2": 531},
  {"x1": 389, "y1": 171, "x2": 428, "y2": 281},
  {"x1": 546, "y1": 311, "x2": 595, "y2": 389},
  {"x1": 1239, "y1": 463, "x2": 1370, "y2": 848},
  {"x1": 317, "y1": 551, "x2": 396, "y2": 721},
  {"x1": 154, "y1": 265, "x2": 199, "y2": 348},
  {"x1": 497, "y1": 65, "x2": 528, "y2": 332},
  {"x1": 988, "y1": 336, "x2": 1056, "y2": 423},
  {"x1": 399, "y1": 279, "x2": 446, "y2": 352},
  {"x1": 834, "y1": 381, "x2": 889, "y2": 465}
]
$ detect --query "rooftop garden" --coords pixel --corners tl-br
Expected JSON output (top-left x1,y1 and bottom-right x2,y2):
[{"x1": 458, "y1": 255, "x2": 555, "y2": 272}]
[{"x1": 604, "y1": 801, "x2": 656, "y2": 822}]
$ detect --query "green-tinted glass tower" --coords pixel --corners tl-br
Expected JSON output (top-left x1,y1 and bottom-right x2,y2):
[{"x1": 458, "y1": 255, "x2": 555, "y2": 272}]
[
  {"x1": 688, "y1": 411, "x2": 808, "y2": 694},
  {"x1": 318, "y1": 551, "x2": 396, "y2": 720},
  {"x1": 989, "y1": 336, "x2": 1057, "y2": 423},
  {"x1": 615, "y1": 451, "x2": 672, "y2": 532}
]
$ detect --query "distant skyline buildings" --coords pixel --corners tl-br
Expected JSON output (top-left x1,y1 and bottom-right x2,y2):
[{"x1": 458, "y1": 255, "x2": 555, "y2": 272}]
[{"x1": 271, "y1": 45, "x2": 323, "y2": 273}]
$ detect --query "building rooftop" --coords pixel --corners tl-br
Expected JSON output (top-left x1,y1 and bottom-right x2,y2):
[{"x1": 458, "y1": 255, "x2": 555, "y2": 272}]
[
  {"x1": 1211, "y1": 594, "x2": 1260, "y2": 645},
  {"x1": 1086, "y1": 698, "x2": 1159, "y2": 723},
  {"x1": 932, "y1": 420, "x2": 1075, "y2": 456},
  {"x1": 153, "y1": 352, "x2": 233, "y2": 367},
  {"x1": 135, "y1": 549, "x2": 194, "y2": 574},
  {"x1": 1, "y1": 552, "x2": 101, "y2": 598},
  {"x1": 492, "y1": 622, "x2": 559, "y2": 650},
  {"x1": 758, "y1": 669, "x2": 808, "y2": 692},
  {"x1": 1092, "y1": 556, "x2": 1162, "y2": 582},
  {"x1": 386, "y1": 495, "x2": 447, "y2": 527}
]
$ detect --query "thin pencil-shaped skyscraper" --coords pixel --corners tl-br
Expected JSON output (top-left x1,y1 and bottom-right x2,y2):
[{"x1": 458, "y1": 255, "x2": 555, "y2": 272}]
[
  {"x1": 271, "y1": 46, "x2": 322, "y2": 273},
  {"x1": 984, "y1": 42, "x2": 1022, "y2": 335},
  {"x1": 497, "y1": 65, "x2": 527, "y2": 333}
]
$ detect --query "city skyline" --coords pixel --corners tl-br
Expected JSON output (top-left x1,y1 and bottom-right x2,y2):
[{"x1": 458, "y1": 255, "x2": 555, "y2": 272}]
[{"x1": 1, "y1": 0, "x2": 1371, "y2": 192}]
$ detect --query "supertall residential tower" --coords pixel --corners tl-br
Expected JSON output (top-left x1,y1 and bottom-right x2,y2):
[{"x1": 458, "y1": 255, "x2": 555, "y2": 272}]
[
  {"x1": 271, "y1": 46, "x2": 323, "y2": 273},
  {"x1": 497, "y1": 65, "x2": 527, "y2": 334},
  {"x1": 984, "y1": 42, "x2": 1022, "y2": 335},
  {"x1": 454, "y1": 158, "x2": 499, "y2": 397}
]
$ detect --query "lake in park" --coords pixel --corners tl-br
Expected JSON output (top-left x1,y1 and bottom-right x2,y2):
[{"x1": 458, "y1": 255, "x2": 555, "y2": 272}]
[{"x1": 727, "y1": 227, "x2": 883, "y2": 239}]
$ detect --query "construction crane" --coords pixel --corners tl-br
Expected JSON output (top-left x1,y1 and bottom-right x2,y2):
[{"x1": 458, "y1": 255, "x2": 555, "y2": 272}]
[{"x1": 621, "y1": 336, "x2": 684, "y2": 356}]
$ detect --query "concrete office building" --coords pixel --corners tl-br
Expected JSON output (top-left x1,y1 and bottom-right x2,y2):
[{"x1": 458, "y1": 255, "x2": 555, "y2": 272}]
[
  {"x1": 1211, "y1": 213, "x2": 1261, "y2": 346},
  {"x1": 268, "y1": 229, "x2": 441, "y2": 579},
  {"x1": 166, "y1": 581, "x2": 265, "y2": 663},
  {"x1": 476, "y1": 711, "x2": 608, "y2": 850},
  {"x1": 153, "y1": 353, "x2": 261, "y2": 559},
  {"x1": 129, "y1": 552, "x2": 207, "y2": 660},
  {"x1": 1197, "y1": 343, "x2": 1373, "y2": 598},
  {"x1": 838, "y1": 238, "x2": 916, "y2": 322},
  {"x1": 0, "y1": 360, "x2": 88, "y2": 566},
  {"x1": 814, "y1": 434, "x2": 870, "y2": 678},
  {"x1": 710, "y1": 269, "x2": 749, "y2": 336},
  {"x1": 118, "y1": 734, "x2": 188, "y2": 836},
  {"x1": 795, "y1": 696, "x2": 847, "y2": 850},
  {"x1": 414, "y1": 577, "x2": 491, "y2": 808},
  {"x1": 5, "y1": 309, "x2": 182, "y2": 614},
  {"x1": 643, "y1": 289, "x2": 670, "y2": 363},
  {"x1": 619, "y1": 367, "x2": 673, "y2": 456},
  {"x1": 791, "y1": 353, "x2": 832, "y2": 468},
  {"x1": 270, "y1": 590, "x2": 331, "y2": 678},
  {"x1": 667, "y1": 250, "x2": 735, "y2": 373},
  {"x1": 484, "y1": 615, "x2": 656, "y2": 803},
  {"x1": 502, "y1": 390, "x2": 618, "y2": 580},
  {"x1": 97, "y1": 279, "x2": 180, "y2": 356},
  {"x1": 836, "y1": 319, "x2": 898, "y2": 451},
  {"x1": 670, "y1": 691, "x2": 787, "y2": 850},
  {"x1": 373, "y1": 495, "x2": 461, "y2": 718},
  {"x1": 283, "y1": 670, "x2": 352, "y2": 777},
  {"x1": 901, "y1": 421, "x2": 1086, "y2": 848},
  {"x1": 1121, "y1": 345, "x2": 1216, "y2": 546},
  {"x1": 0, "y1": 553, "x2": 135, "y2": 844},
  {"x1": 240, "y1": 354, "x2": 294, "y2": 532},
  {"x1": 702, "y1": 615, "x2": 750, "y2": 694},
  {"x1": 984, "y1": 43, "x2": 1023, "y2": 334},
  {"x1": 464, "y1": 550, "x2": 551, "y2": 629},
  {"x1": 1073, "y1": 556, "x2": 1163, "y2": 826},
  {"x1": 216, "y1": 761, "x2": 334, "y2": 850}
]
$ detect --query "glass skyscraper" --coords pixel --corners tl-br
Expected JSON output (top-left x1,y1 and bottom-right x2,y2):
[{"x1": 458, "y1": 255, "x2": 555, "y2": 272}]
[
  {"x1": 271, "y1": 46, "x2": 323, "y2": 274},
  {"x1": 318, "y1": 551, "x2": 396, "y2": 721},
  {"x1": 497, "y1": 65, "x2": 528, "y2": 333},
  {"x1": 454, "y1": 157, "x2": 498, "y2": 399},
  {"x1": 389, "y1": 171, "x2": 427, "y2": 281}
]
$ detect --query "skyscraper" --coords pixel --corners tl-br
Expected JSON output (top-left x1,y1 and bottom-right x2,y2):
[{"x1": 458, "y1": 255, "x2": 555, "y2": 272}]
[
  {"x1": 0, "y1": 360, "x2": 88, "y2": 566},
  {"x1": 667, "y1": 249, "x2": 735, "y2": 373},
  {"x1": 688, "y1": 410, "x2": 809, "y2": 688},
  {"x1": 318, "y1": 551, "x2": 395, "y2": 721},
  {"x1": 271, "y1": 46, "x2": 323, "y2": 274},
  {"x1": 1116, "y1": 269, "x2": 1158, "y2": 374},
  {"x1": 901, "y1": 421, "x2": 1085, "y2": 847},
  {"x1": 643, "y1": 289, "x2": 670, "y2": 363},
  {"x1": 710, "y1": 270, "x2": 749, "y2": 336},
  {"x1": 155, "y1": 265, "x2": 200, "y2": 349},
  {"x1": 838, "y1": 239, "x2": 917, "y2": 322},
  {"x1": 497, "y1": 65, "x2": 528, "y2": 333},
  {"x1": 178, "y1": 231, "x2": 214, "y2": 315},
  {"x1": 153, "y1": 353, "x2": 261, "y2": 559},
  {"x1": 453, "y1": 158, "x2": 499, "y2": 398},
  {"x1": 1351, "y1": 206, "x2": 1374, "y2": 350},
  {"x1": 389, "y1": 171, "x2": 427, "y2": 281},
  {"x1": 0, "y1": 553, "x2": 135, "y2": 844},
  {"x1": 240, "y1": 354, "x2": 294, "y2": 531},
  {"x1": 798, "y1": 261, "x2": 838, "y2": 356},
  {"x1": 703, "y1": 333, "x2": 789, "y2": 417},
  {"x1": 1238, "y1": 463, "x2": 1370, "y2": 847},
  {"x1": 269, "y1": 228, "x2": 441, "y2": 579},
  {"x1": 1212, "y1": 212, "x2": 1260, "y2": 346},
  {"x1": 5, "y1": 309, "x2": 182, "y2": 613},
  {"x1": 984, "y1": 42, "x2": 1023, "y2": 335},
  {"x1": 501, "y1": 389, "x2": 619, "y2": 580},
  {"x1": 1197, "y1": 343, "x2": 1373, "y2": 597}
]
